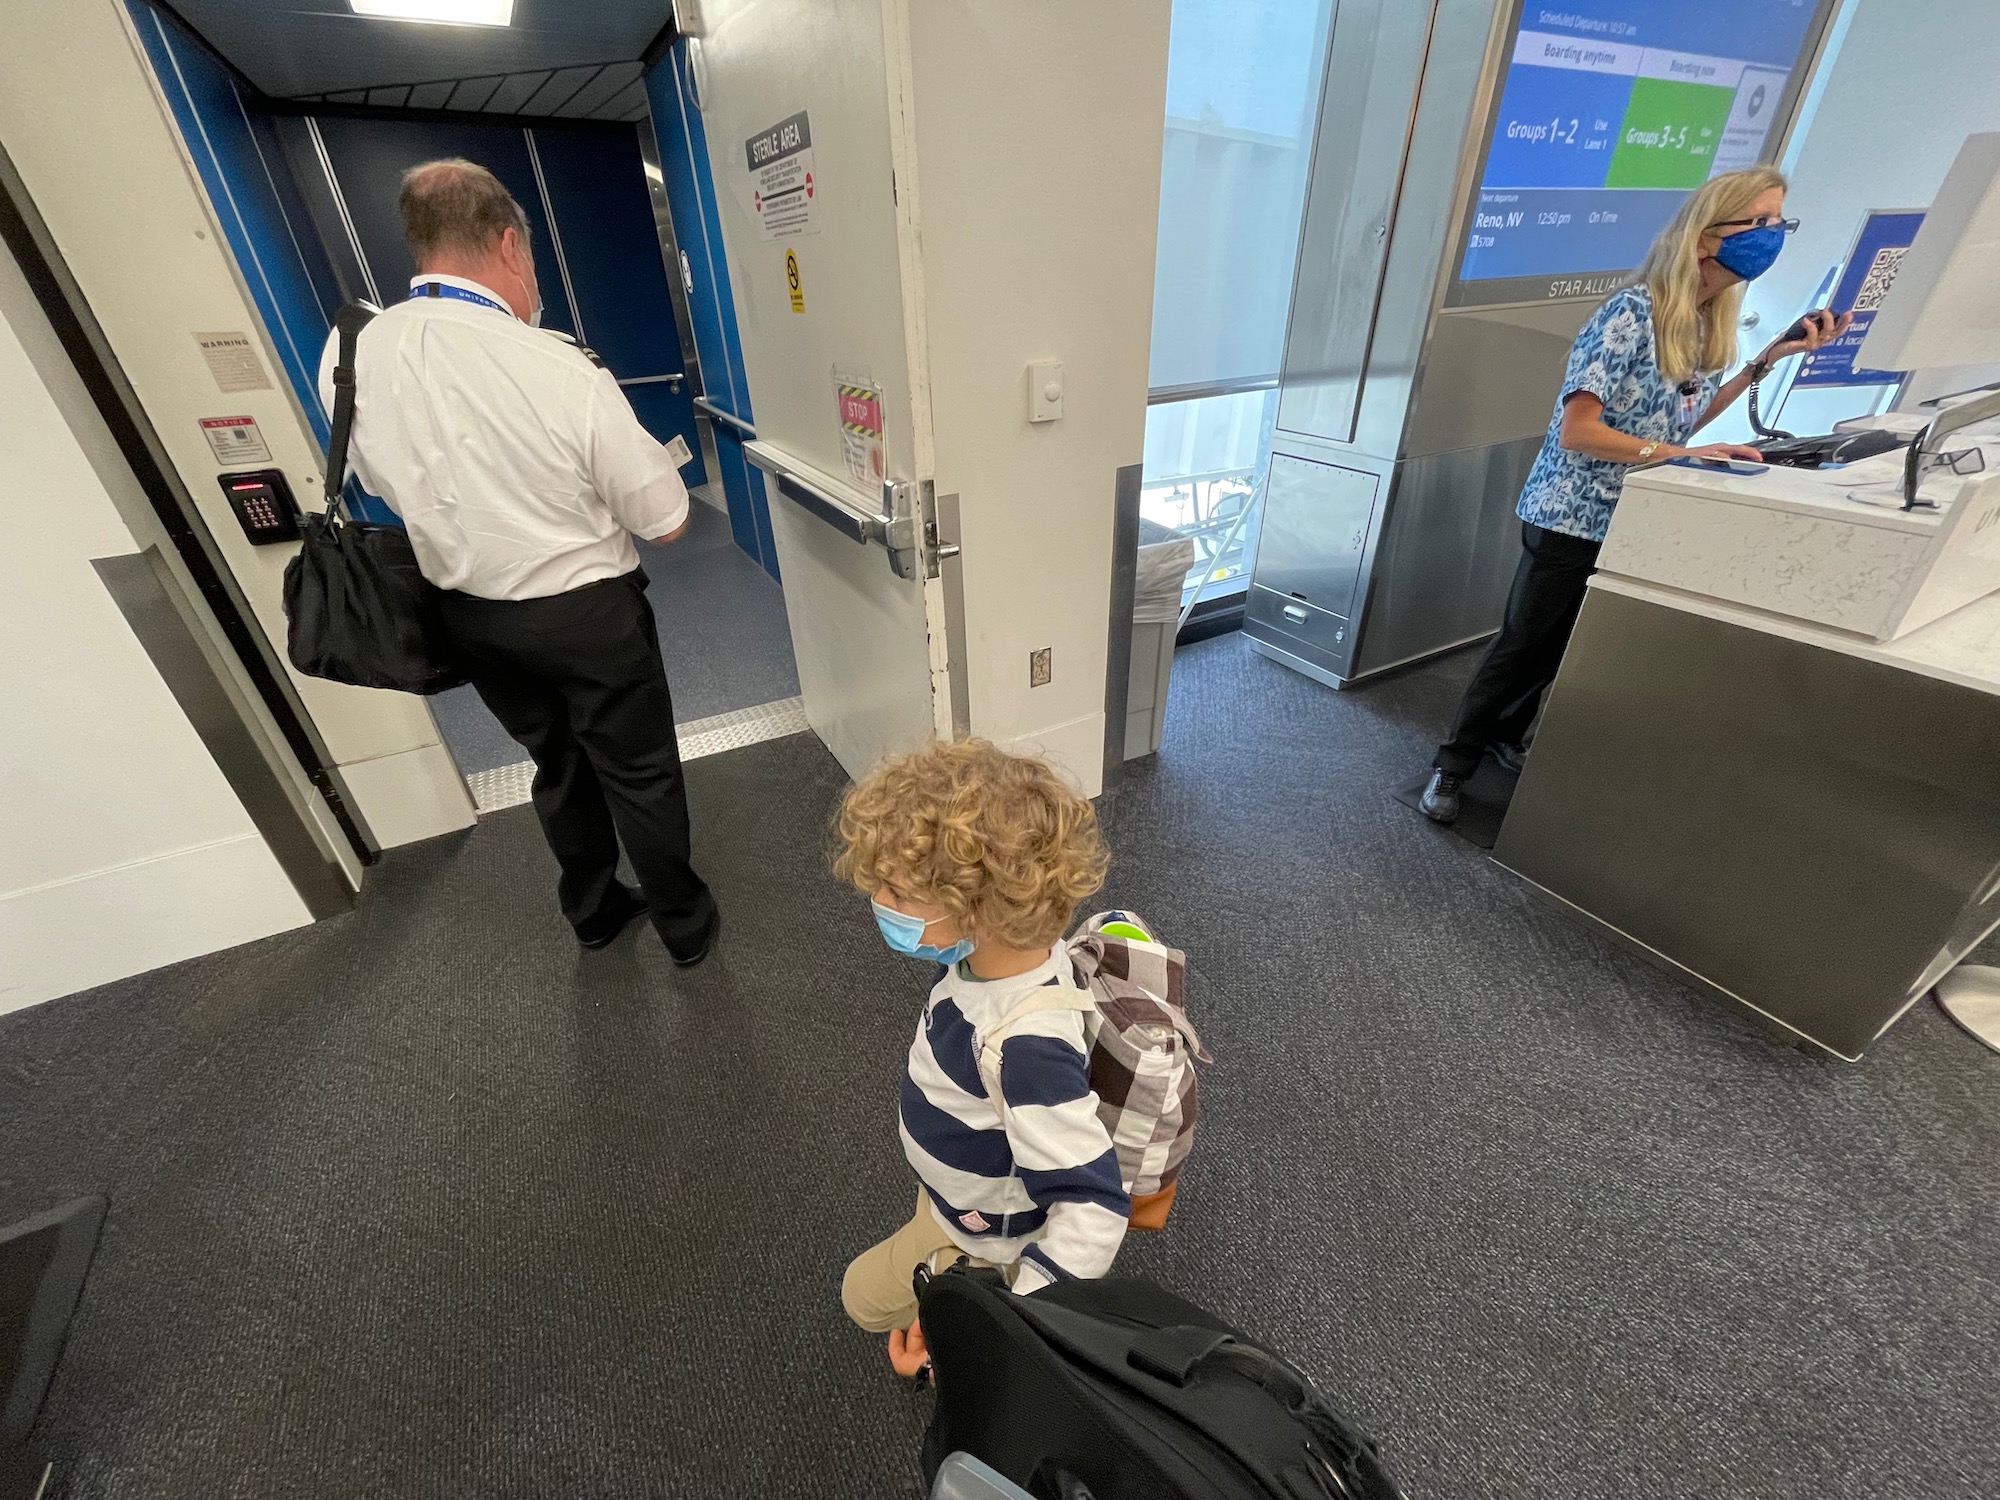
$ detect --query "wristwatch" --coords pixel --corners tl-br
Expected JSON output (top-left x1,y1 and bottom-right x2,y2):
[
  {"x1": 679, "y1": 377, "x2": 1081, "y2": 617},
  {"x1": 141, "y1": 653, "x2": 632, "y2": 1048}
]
[{"x1": 1636, "y1": 440, "x2": 1661, "y2": 462}]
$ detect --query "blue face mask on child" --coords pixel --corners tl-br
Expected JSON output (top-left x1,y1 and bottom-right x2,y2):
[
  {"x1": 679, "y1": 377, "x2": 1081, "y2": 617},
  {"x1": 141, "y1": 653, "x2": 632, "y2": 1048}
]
[
  {"x1": 1713, "y1": 223, "x2": 1786, "y2": 282},
  {"x1": 872, "y1": 900, "x2": 976, "y2": 966}
]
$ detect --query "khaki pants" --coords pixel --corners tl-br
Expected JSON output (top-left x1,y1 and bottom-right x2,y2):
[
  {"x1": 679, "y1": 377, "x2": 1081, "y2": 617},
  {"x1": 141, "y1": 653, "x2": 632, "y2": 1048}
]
[{"x1": 841, "y1": 1192, "x2": 1005, "y2": 1333}]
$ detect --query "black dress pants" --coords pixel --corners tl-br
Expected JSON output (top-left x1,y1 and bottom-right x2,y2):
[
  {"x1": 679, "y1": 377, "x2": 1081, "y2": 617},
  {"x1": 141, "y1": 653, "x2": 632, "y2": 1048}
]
[
  {"x1": 1433, "y1": 521, "x2": 1601, "y2": 779},
  {"x1": 435, "y1": 569, "x2": 716, "y2": 955}
]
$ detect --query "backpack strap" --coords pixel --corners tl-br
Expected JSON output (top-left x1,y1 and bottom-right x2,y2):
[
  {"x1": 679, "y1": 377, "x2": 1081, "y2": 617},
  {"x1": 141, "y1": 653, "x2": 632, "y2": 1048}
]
[
  {"x1": 323, "y1": 302, "x2": 379, "y2": 518},
  {"x1": 972, "y1": 983, "x2": 1095, "y2": 1114}
]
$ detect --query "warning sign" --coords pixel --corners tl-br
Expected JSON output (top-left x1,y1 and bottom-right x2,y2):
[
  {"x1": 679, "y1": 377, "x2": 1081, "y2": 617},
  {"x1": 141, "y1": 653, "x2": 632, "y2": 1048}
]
[
  {"x1": 786, "y1": 249, "x2": 805, "y2": 314},
  {"x1": 744, "y1": 110, "x2": 818, "y2": 241},
  {"x1": 194, "y1": 332, "x2": 272, "y2": 394},
  {"x1": 835, "y1": 371, "x2": 885, "y2": 488},
  {"x1": 199, "y1": 415, "x2": 273, "y2": 464}
]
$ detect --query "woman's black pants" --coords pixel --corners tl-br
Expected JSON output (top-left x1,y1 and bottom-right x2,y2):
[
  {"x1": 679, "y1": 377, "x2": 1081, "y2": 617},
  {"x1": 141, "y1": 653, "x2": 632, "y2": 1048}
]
[{"x1": 1432, "y1": 521, "x2": 1601, "y2": 779}]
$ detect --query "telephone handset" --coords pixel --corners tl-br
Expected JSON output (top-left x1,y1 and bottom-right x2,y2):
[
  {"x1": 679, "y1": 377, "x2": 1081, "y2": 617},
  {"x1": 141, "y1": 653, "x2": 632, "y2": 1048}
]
[{"x1": 1746, "y1": 308, "x2": 1842, "y2": 441}]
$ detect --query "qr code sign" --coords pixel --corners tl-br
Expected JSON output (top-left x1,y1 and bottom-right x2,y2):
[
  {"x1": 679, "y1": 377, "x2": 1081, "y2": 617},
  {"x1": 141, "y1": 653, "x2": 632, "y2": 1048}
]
[{"x1": 1852, "y1": 246, "x2": 1908, "y2": 312}]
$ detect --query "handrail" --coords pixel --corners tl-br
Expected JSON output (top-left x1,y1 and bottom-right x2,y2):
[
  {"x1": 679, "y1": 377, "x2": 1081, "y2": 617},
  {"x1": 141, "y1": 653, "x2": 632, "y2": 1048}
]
[
  {"x1": 617, "y1": 373, "x2": 685, "y2": 388},
  {"x1": 1146, "y1": 373, "x2": 1280, "y2": 407},
  {"x1": 694, "y1": 395, "x2": 757, "y2": 438}
]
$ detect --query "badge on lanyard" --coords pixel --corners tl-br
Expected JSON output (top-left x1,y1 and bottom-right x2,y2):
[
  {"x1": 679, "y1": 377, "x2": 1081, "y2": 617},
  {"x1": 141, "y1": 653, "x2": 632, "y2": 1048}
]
[{"x1": 1676, "y1": 380, "x2": 1703, "y2": 433}]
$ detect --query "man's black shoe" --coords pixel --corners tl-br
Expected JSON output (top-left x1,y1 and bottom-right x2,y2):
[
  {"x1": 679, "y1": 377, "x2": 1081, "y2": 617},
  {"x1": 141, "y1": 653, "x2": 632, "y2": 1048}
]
[
  {"x1": 1491, "y1": 742, "x2": 1528, "y2": 776},
  {"x1": 671, "y1": 907, "x2": 720, "y2": 968},
  {"x1": 577, "y1": 885, "x2": 649, "y2": 950},
  {"x1": 1419, "y1": 769, "x2": 1463, "y2": 823}
]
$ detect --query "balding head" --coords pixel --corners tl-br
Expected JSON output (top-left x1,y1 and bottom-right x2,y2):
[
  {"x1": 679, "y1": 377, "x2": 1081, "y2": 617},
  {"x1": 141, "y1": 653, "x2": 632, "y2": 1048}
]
[{"x1": 399, "y1": 158, "x2": 530, "y2": 268}]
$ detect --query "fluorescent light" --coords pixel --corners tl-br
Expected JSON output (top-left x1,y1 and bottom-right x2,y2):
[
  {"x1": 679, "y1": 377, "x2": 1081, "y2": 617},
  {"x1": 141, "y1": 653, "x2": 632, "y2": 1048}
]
[{"x1": 349, "y1": 0, "x2": 514, "y2": 26}]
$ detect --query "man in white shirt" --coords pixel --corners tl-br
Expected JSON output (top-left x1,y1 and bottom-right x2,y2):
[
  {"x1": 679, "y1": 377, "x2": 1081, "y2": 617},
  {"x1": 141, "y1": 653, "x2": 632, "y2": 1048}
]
[{"x1": 319, "y1": 158, "x2": 718, "y2": 964}]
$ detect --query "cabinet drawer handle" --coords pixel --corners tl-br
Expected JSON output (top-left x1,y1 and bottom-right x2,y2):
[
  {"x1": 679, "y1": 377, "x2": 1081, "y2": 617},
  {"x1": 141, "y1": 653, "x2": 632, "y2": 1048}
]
[{"x1": 1281, "y1": 604, "x2": 1309, "y2": 624}]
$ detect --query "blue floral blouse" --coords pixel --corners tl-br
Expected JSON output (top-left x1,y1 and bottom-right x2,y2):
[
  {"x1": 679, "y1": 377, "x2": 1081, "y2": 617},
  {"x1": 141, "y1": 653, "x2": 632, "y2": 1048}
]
[{"x1": 1516, "y1": 284, "x2": 1720, "y2": 543}]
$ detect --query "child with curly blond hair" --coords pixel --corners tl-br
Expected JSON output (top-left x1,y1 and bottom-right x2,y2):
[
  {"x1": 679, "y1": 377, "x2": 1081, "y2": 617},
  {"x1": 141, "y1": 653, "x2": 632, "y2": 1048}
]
[{"x1": 833, "y1": 738, "x2": 1128, "y2": 1361}]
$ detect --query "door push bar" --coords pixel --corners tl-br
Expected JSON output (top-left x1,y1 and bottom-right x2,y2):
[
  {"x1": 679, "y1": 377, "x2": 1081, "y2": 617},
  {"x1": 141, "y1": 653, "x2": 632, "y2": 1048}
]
[{"x1": 745, "y1": 442, "x2": 958, "y2": 580}]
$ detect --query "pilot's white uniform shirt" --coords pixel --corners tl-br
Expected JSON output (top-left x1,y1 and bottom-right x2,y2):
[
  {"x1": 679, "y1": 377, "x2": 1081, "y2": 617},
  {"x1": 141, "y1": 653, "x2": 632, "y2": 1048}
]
[{"x1": 316, "y1": 273, "x2": 688, "y2": 601}]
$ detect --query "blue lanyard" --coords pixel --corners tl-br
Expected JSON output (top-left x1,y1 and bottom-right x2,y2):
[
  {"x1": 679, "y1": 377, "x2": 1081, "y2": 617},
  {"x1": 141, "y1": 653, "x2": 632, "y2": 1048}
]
[{"x1": 411, "y1": 281, "x2": 509, "y2": 315}]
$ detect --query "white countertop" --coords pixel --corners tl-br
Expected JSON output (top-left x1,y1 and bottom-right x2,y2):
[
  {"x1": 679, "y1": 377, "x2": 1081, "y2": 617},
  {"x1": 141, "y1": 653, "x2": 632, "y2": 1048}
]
[
  {"x1": 1588, "y1": 572, "x2": 2000, "y2": 697},
  {"x1": 1604, "y1": 451, "x2": 2000, "y2": 643},
  {"x1": 1626, "y1": 451, "x2": 1951, "y2": 533}
]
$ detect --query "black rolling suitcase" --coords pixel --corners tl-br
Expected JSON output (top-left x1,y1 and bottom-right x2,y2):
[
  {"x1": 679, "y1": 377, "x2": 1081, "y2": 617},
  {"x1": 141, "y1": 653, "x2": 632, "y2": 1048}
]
[{"x1": 917, "y1": 1264, "x2": 1405, "y2": 1500}]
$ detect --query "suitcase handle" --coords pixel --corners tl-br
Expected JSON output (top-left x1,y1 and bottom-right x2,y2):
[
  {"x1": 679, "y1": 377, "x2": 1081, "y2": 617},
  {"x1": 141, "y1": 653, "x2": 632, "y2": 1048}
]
[{"x1": 1128, "y1": 1328, "x2": 1405, "y2": 1500}]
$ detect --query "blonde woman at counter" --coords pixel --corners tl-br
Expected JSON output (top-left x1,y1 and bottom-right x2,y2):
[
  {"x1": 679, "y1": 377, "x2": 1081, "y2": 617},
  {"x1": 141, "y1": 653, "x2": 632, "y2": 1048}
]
[{"x1": 1420, "y1": 166, "x2": 1852, "y2": 824}]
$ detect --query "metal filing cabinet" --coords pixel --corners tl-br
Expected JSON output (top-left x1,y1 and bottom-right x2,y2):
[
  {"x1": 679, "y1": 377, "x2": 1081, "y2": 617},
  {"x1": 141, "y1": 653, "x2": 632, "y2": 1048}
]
[{"x1": 1245, "y1": 455, "x2": 1377, "y2": 680}]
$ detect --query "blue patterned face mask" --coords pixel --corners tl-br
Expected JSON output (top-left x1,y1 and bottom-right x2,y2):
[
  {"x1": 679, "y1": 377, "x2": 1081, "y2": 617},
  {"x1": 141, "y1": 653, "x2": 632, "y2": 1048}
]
[
  {"x1": 1713, "y1": 223, "x2": 1785, "y2": 282},
  {"x1": 872, "y1": 900, "x2": 975, "y2": 965}
]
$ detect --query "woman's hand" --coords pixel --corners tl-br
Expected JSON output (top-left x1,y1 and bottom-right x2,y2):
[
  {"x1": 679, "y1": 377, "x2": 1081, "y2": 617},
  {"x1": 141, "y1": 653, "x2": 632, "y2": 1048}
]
[
  {"x1": 1763, "y1": 308, "x2": 1853, "y2": 363},
  {"x1": 1676, "y1": 441, "x2": 1765, "y2": 465}
]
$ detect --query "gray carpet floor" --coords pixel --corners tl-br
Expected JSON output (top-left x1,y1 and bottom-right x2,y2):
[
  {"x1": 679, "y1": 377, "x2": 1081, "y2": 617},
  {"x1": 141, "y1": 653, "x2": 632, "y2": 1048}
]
[
  {"x1": 430, "y1": 499, "x2": 803, "y2": 775},
  {"x1": 3, "y1": 635, "x2": 1996, "y2": 1500}
]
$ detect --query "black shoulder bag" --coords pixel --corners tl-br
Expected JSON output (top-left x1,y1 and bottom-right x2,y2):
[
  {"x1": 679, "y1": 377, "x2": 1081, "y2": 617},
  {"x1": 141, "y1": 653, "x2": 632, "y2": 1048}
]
[{"x1": 281, "y1": 303, "x2": 466, "y2": 695}]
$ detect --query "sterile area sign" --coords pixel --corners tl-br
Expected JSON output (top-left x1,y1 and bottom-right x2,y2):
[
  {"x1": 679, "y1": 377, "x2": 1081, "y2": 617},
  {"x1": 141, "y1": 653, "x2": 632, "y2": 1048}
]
[{"x1": 744, "y1": 110, "x2": 817, "y2": 241}]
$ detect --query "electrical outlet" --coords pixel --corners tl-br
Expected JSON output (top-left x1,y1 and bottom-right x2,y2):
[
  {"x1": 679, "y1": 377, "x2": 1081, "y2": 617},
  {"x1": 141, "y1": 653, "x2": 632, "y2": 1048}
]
[{"x1": 1029, "y1": 648, "x2": 1052, "y2": 687}]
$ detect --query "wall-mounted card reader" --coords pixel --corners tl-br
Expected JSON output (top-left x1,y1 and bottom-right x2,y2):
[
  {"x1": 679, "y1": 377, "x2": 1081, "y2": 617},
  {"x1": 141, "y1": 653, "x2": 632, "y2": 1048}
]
[{"x1": 216, "y1": 469, "x2": 302, "y2": 544}]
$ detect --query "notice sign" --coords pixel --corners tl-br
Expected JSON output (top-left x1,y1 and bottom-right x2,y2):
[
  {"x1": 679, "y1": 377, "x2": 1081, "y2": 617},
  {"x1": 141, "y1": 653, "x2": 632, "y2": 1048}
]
[
  {"x1": 1792, "y1": 210, "x2": 1926, "y2": 389},
  {"x1": 199, "y1": 415, "x2": 272, "y2": 464},
  {"x1": 744, "y1": 110, "x2": 817, "y2": 241},
  {"x1": 835, "y1": 372, "x2": 885, "y2": 489},
  {"x1": 194, "y1": 331, "x2": 272, "y2": 393}
]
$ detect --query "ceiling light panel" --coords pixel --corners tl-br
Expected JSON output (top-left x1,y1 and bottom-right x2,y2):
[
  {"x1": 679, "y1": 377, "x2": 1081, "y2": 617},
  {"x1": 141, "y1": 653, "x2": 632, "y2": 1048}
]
[{"x1": 349, "y1": 0, "x2": 515, "y2": 26}]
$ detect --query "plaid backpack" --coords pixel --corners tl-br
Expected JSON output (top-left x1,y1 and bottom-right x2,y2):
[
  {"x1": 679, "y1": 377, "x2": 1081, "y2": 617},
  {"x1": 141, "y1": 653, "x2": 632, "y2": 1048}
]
[{"x1": 973, "y1": 911, "x2": 1210, "y2": 1230}]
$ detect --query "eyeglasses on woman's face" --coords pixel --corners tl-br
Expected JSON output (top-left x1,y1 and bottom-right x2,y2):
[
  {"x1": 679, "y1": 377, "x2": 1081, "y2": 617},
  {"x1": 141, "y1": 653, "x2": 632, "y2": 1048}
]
[{"x1": 1710, "y1": 215, "x2": 1801, "y2": 235}]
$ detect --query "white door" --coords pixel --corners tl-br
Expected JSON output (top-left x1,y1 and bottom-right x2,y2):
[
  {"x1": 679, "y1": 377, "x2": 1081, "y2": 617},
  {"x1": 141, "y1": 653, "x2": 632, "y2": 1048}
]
[{"x1": 689, "y1": 0, "x2": 954, "y2": 777}]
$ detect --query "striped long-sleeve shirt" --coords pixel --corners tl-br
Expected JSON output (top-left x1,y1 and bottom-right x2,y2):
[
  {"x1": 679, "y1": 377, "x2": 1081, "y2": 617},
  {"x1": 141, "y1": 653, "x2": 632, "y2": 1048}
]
[{"x1": 899, "y1": 948, "x2": 1130, "y2": 1295}]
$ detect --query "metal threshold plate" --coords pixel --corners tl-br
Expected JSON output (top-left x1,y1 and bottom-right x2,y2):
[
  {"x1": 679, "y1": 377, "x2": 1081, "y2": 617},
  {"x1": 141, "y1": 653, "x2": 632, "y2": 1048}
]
[{"x1": 464, "y1": 696, "x2": 811, "y2": 815}]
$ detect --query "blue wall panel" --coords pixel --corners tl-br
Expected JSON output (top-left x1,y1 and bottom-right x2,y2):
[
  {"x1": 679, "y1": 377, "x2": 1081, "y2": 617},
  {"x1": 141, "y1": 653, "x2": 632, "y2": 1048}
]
[
  {"x1": 303, "y1": 116, "x2": 707, "y2": 488},
  {"x1": 645, "y1": 45, "x2": 777, "y2": 579},
  {"x1": 308, "y1": 116, "x2": 580, "y2": 340}
]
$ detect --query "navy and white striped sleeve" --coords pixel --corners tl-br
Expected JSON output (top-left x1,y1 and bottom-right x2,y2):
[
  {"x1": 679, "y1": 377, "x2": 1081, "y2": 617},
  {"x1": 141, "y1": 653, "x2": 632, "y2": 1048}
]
[{"x1": 996, "y1": 1016, "x2": 1129, "y2": 1293}]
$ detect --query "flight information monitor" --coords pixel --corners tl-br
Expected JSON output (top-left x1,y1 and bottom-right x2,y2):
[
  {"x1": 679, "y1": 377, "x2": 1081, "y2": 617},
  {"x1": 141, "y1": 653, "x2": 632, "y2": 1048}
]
[{"x1": 1449, "y1": 0, "x2": 1835, "y2": 305}]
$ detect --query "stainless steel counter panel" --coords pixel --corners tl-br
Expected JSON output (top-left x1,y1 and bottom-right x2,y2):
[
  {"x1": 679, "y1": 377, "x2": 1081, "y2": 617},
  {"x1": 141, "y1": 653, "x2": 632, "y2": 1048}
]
[
  {"x1": 1352, "y1": 435, "x2": 1539, "y2": 679},
  {"x1": 1493, "y1": 587, "x2": 2000, "y2": 1059},
  {"x1": 1405, "y1": 303, "x2": 1585, "y2": 457}
]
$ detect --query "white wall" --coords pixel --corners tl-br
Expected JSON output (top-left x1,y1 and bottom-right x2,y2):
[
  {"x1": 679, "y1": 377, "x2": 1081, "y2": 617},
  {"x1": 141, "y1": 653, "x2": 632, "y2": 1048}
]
[
  {"x1": 0, "y1": 259, "x2": 311, "y2": 1017},
  {"x1": 0, "y1": 0, "x2": 473, "y2": 848},
  {"x1": 1713, "y1": 0, "x2": 2000, "y2": 441},
  {"x1": 910, "y1": 0, "x2": 1172, "y2": 787}
]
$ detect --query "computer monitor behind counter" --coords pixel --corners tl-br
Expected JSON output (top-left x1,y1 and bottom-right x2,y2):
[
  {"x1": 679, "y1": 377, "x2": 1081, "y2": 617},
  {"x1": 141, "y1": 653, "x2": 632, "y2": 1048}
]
[{"x1": 1851, "y1": 133, "x2": 2000, "y2": 503}]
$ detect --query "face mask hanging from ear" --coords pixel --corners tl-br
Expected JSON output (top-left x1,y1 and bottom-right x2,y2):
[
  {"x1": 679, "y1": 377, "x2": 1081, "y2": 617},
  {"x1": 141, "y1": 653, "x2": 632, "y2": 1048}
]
[{"x1": 1713, "y1": 224, "x2": 1785, "y2": 282}]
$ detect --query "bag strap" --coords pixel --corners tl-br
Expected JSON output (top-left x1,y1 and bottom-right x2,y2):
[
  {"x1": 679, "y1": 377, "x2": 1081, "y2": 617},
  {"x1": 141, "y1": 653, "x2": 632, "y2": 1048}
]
[
  {"x1": 323, "y1": 302, "x2": 379, "y2": 518},
  {"x1": 972, "y1": 983, "x2": 1095, "y2": 1113}
]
